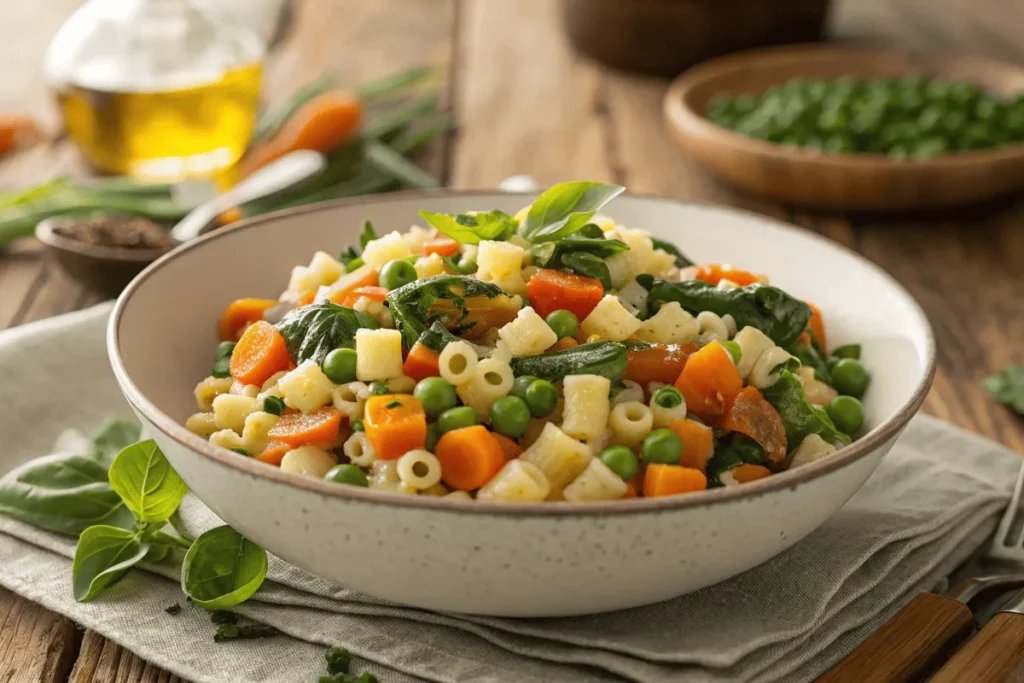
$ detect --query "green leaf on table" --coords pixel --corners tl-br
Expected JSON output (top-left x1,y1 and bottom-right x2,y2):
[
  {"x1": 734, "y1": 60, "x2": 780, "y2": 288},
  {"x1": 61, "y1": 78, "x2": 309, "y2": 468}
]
[
  {"x1": 275, "y1": 302, "x2": 379, "y2": 365},
  {"x1": 386, "y1": 274, "x2": 508, "y2": 348},
  {"x1": 72, "y1": 525, "x2": 150, "y2": 601},
  {"x1": 89, "y1": 419, "x2": 143, "y2": 465},
  {"x1": 182, "y1": 525, "x2": 268, "y2": 610},
  {"x1": 985, "y1": 366, "x2": 1024, "y2": 415},
  {"x1": 519, "y1": 181, "x2": 625, "y2": 243},
  {"x1": 418, "y1": 209, "x2": 516, "y2": 245},
  {"x1": 108, "y1": 440, "x2": 188, "y2": 524}
]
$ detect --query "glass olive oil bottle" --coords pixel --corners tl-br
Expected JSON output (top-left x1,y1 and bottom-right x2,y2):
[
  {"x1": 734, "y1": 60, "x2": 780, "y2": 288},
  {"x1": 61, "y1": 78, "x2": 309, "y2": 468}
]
[{"x1": 45, "y1": 0, "x2": 265, "y2": 180}]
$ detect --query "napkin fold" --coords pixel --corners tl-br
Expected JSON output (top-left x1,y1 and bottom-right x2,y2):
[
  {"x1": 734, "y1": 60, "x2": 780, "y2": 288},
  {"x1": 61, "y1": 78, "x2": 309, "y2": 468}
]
[{"x1": 0, "y1": 303, "x2": 1019, "y2": 683}]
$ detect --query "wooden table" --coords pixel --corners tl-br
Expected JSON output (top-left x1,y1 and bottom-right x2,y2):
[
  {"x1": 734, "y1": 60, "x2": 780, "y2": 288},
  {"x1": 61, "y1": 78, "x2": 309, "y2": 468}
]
[{"x1": 2, "y1": 0, "x2": 1023, "y2": 680}]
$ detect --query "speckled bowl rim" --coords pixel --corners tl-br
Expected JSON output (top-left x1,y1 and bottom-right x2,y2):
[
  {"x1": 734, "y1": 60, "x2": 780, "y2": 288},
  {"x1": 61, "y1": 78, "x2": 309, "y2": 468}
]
[{"x1": 108, "y1": 189, "x2": 936, "y2": 518}]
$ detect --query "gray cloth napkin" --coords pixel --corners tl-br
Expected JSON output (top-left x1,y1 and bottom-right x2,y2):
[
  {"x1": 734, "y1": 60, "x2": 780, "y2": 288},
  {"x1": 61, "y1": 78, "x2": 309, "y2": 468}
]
[{"x1": 0, "y1": 303, "x2": 1019, "y2": 683}]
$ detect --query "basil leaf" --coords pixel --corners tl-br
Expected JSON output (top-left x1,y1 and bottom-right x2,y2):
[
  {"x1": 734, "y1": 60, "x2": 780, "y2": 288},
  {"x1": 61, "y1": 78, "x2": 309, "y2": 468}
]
[
  {"x1": 89, "y1": 419, "x2": 143, "y2": 466},
  {"x1": 529, "y1": 237, "x2": 628, "y2": 267},
  {"x1": 182, "y1": 525, "x2": 268, "y2": 610},
  {"x1": 359, "y1": 220, "x2": 377, "y2": 249},
  {"x1": 650, "y1": 237, "x2": 694, "y2": 268},
  {"x1": 107, "y1": 440, "x2": 188, "y2": 524},
  {"x1": 984, "y1": 366, "x2": 1024, "y2": 415},
  {"x1": 418, "y1": 209, "x2": 516, "y2": 245},
  {"x1": 762, "y1": 371, "x2": 849, "y2": 450},
  {"x1": 275, "y1": 302, "x2": 379, "y2": 365},
  {"x1": 72, "y1": 525, "x2": 150, "y2": 601},
  {"x1": 519, "y1": 181, "x2": 625, "y2": 243},
  {"x1": 637, "y1": 276, "x2": 812, "y2": 347},
  {"x1": 386, "y1": 275, "x2": 507, "y2": 348},
  {"x1": 510, "y1": 342, "x2": 628, "y2": 382},
  {"x1": 561, "y1": 251, "x2": 612, "y2": 290}
]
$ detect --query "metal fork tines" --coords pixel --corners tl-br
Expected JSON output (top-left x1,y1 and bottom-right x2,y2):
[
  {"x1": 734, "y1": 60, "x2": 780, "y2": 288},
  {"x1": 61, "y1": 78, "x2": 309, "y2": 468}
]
[{"x1": 989, "y1": 460, "x2": 1024, "y2": 562}]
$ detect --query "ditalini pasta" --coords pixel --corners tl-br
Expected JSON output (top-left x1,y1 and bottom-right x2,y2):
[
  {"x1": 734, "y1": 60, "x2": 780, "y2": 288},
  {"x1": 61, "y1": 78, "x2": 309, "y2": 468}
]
[{"x1": 189, "y1": 180, "x2": 870, "y2": 500}]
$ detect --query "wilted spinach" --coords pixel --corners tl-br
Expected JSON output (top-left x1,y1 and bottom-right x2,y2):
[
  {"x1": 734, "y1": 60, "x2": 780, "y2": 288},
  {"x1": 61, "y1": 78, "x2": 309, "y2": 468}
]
[
  {"x1": 510, "y1": 342, "x2": 628, "y2": 382},
  {"x1": 650, "y1": 237, "x2": 694, "y2": 268},
  {"x1": 761, "y1": 371, "x2": 850, "y2": 451},
  {"x1": 418, "y1": 209, "x2": 517, "y2": 245},
  {"x1": 529, "y1": 237, "x2": 629, "y2": 289},
  {"x1": 386, "y1": 274, "x2": 506, "y2": 348},
  {"x1": 275, "y1": 302, "x2": 379, "y2": 365},
  {"x1": 518, "y1": 181, "x2": 624, "y2": 243},
  {"x1": 415, "y1": 321, "x2": 491, "y2": 357},
  {"x1": 789, "y1": 342, "x2": 832, "y2": 385}
]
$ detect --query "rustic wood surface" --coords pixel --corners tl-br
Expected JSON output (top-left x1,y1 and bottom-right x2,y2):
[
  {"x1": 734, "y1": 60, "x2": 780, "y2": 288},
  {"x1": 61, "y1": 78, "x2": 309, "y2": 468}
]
[{"x1": 1, "y1": 0, "x2": 1023, "y2": 680}]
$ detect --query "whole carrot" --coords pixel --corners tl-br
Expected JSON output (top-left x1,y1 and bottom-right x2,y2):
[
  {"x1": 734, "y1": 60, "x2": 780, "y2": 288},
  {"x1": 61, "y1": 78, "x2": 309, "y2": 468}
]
[{"x1": 0, "y1": 115, "x2": 42, "y2": 156}]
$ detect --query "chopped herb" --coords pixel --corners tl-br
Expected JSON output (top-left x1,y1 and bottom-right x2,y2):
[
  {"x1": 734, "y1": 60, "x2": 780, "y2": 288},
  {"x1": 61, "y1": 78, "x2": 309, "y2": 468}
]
[
  {"x1": 351, "y1": 419, "x2": 364, "y2": 432},
  {"x1": 326, "y1": 646, "x2": 352, "y2": 674},
  {"x1": 211, "y1": 610, "x2": 239, "y2": 625},
  {"x1": 386, "y1": 400, "x2": 402, "y2": 409},
  {"x1": 230, "y1": 447, "x2": 249, "y2": 457},
  {"x1": 164, "y1": 603, "x2": 182, "y2": 615},
  {"x1": 214, "y1": 622, "x2": 279, "y2": 643}
]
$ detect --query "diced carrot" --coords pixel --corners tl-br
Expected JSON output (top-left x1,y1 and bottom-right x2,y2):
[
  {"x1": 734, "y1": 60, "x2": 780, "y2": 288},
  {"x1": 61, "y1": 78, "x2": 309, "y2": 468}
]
[
  {"x1": 731, "y1": 463, "x2": 772, "y2": 483},
  {"x1": 403, "y1": 342, "x2": 441, "y2": 382},
  {"x1": 796, "y1": 331, "x2": 811, "y2": 346},
  {"x1": 526, "y1": 269, "x2": 604, "y2": 320},
  {"x1": 693, "y1": 264, "x2": 762, "y2": 287},
  {"x1": 434, "y1": 425, "x2": 507, "y2": 491},
  {"x1": 326, "y1": 264, "x2": 379, "y2": 306},
  {"x1": 625, "y1": 343, "x2": 698, "y2": 385},
  {"x1": 420, "y1": 236, "x2": 460, "y2": 257},
  {"x1": 673, "y1": 341, "x2": 743, "y2": 421},
  {"x1": 337, "y1": 285, "x2": 390, "y2": 308},
  {"x1": 720, "y1": 386, "x2": 788, "y2": 465},
  {"x1": 643, "y1": 464, "x2": 707, "y2": 497},
  {"x1": 548, "y1": 337, "x2": 579, "y2": 352},
  {"x1": 267, "y1": 406, "x2": 343, "y2": 447},
  {"x1": 492, "y1": 433, "x2": 522, "y2": 461},
  {"x1": 622, "y1": 482, "x2": 638, "y2": 499},
  {"x1": 219, "y1": 298, "x2": 278, "y2": 341},
  {"x1": 230, "y1": 321, "x2": 292, "y2": 386},
  {"x1": 255, "y1": 440, "x2": 291, "y2": 466},
  {"x1": 364, "y1": 394, "x2": 427, "y2": 460},
  {"x1": 297, "y1": 291, "x2": 316, "y2": 307},
  {"x1": 668, "y1": 418, "x2": 714, "y2": 472},
  {"x1": 806, "y1": 302, "x2": 827, "y2": 352}
]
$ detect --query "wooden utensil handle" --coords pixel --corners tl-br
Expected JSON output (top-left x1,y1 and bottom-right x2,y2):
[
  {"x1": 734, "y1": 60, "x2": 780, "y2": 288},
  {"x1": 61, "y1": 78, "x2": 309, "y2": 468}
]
[
  {"x1": 930, "y1": 611, "x2": 1024, "y2": 682},
  {"x1": 817, "y1": 593, "x2": 974, "y2": 683}
]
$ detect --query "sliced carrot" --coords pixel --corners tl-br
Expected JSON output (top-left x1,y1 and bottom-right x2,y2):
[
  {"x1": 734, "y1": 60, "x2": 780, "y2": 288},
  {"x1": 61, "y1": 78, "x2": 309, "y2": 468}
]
[
  {"x1": 526, "y1": 269, "x2": 604, "y2": 320},
  {"x1": 643, "y1": 464, "x2": 707, "y2": 497},
  {"x1": 692, "y1": 264, "x2": 762, "y2": 287},
  {"x1": 337, "y1": 285, "x2": 389, "y2": 308},
  {"x1": 720, "y1": 386, "x2": 788, "y2": 465},
  {"x1": 492, "y1": 433, "x2": 522, "y2": 461},
  {"x1": 625, "y1": 343, "x2": 697, "y2": 385},
  {"x1": 403, "y1": 342, "x2": 441, "y2": 382},
  {"x1": 326, "y1": 264, "x2": 379, "y2": 306},
  {"x1": 420, "y1": 236, "x2": 460, "y2": 257},
  {"x1": 547, "y1": 337, "x2": 579, "y2": 352},
  {"x1": 622, "y1": 481, "x2": 638, "y2": 499},
  {"x1": 267, "y1": 406, "x2": 343, "y2": 447},
  {"x1": 230, "y1": 321, "x2": 292, "y2": 386},
  {"x1": 806, "y1": 302, "x2": 827, "y2": 352},
  {"x1": 673, "y1": 341, "x2": 743, "y2": 421},
  {"x1": 668, "y1": 418, "x2": 714, "y2": 472},
  {"x1": 219, "y1": 298, "x2": 278, "y2": 341},
  {"x1": 255, "y1": 440, "x2": 291, "y2": 466},
  {"x1": 364, "y1": 394, "x2": 427, "y2": 460},
  {"x1": 434, "y1": 425, "x2": 506, "y2": 491},
  {"x1": 731, "y1": 463, "x2": 772, "y2": 483}
]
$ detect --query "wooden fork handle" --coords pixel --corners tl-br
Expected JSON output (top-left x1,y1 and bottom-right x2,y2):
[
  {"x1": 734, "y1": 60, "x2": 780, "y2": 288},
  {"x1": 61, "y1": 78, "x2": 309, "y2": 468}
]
[
  {"x1": 817, "y1": 593, "x2": 974, "y2": 683},
  {"x1": 930, "y1": 611, "x2": 1024, "y2": 682}
]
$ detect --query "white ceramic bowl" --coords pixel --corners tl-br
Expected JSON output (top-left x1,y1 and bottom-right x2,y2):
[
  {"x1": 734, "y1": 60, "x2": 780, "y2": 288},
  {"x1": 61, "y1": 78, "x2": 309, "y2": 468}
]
[{"x1": 108, "y1": 191, "x2": 935, "y2": 617}]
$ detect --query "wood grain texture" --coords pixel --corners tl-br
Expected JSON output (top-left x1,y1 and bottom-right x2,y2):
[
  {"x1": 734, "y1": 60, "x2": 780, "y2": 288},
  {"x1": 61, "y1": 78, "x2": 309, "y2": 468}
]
[
  {"x1": 0, "y1": 586, "x2": 79, "y2": 683},
  {"x1": 67, "y1": 631, "x2": 182, "y2": 683},
  {"x1": 930, "y1": 611, "x2": 1024, "y2": 682},
  {"x1": 816, "y1": 593, "x2": 974, "y2": 683}
]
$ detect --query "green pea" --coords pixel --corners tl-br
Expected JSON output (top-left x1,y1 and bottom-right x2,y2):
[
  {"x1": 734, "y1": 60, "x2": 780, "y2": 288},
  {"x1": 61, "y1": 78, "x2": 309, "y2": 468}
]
[
  {"x1": 322, "y1": 348, "x2": 358, "y2": 384},
  {"x1": 414, "y1": 377, "x2": 458, "y2": 418},
  {"x1": 826, "y1": 395, "x2": 865, "y2": 434},
  {"x1": 830, "y1": 343, "x2": 861, "y2": 360},
  {"x1": 489, "y1": 395, "x2": 531, "y2": 438},
  {"x1": 324, "y1": 464, "x2": 369, "y2": 487},
  {"x1": 369, "y1": 381, "x2": 389, "y2": 396},
  {"x1": 437, "y1": 406, "x2": 480, "y2": 433},
  {"x1": 263, "y1": 395, "x2": 285, "y2": 416},
  {"x1": 511, "y1": 375, "x2": 539, "y2": 400},
  {"x1": 351, "y1": 419, "x2": 364, "y2": 432},
  {"x1": 325, "y1": 646, "x2": 351, "y2": 675},
  {"x1": 640, "y1": 428, "x2": 683, "y2": 465},
  {"x1": 378, "y1": 259, "x2": 417, "y2": 290},
  {"x1": 345, "y1": 257, "x2": 365, "y2": 273},
  {"x1": 230, "y1": 447, "x2": 249, "y2": 457},
  {"x1": 732, "y1": 436, "x2": 764, "y2": 465},
  {"x1": 600, "y1": 445, "x2": 638, "y2": 481},
  {"x1": 721, "y1": 340, "x2": 742, "y2": 364},
  {"x1": 545, "y1": 309, "x2": 579, "y2": 340},
  {"x1": 425, "y1": 422, "x2": 440, "y2": 451},
  {"x1": 524, "y1": 379, "x2": 559, "y2": 418},
  {"x1": 211, "y1": 341, "x2": 235, "y2": 378},
  {"x1": 652, "y1": 386, "x2": 684, "y2": 409},
  {"x1": 831, "y1": 358, "x2": 870, "y2": 398}
]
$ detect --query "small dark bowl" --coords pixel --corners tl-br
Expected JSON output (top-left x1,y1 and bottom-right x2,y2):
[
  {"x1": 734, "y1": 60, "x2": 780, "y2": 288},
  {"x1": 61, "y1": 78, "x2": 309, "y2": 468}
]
[
  {"x1": 561, "y1": 0, "x2": 831, "y2": 76},
  {"x1": 36, "y1": 218, "x2": 172, "y2": 300}
]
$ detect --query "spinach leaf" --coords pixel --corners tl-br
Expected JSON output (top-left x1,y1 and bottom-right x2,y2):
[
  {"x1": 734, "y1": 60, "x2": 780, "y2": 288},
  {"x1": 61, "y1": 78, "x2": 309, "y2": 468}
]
[
  {"x1": 762, "y1": 371, "x2": 850, "y2": 451},
  {"x1": 789, "y1": 342, "x2": 832, "y2": 385},
  {"x1": 108, "y1": 440, "x2": 188, "y2": 524},
  {"x1": 510, "y1": 342, "x2": 628, "y2": 382},
  {"x1": 985, "y1": 366, "x2": 1024, "y2": 415},
  {"x1": 275, "y1": 302, "x2": 379, "y2": 365},
  {"x1": 416, "y1": 321, "x2": 490, "y2": 357},
  {"x1": 338, "y1": 246, "x2": 360, "y2": 267},
  {"x1": 650, "y1": 237, "x2": 694, "y2": 268},
  {"x1": 418, "y1": 209, "x2": 517, "y2": 245},
  {"x1": 529, "y1": 237, "x2": 629, "y2": 290},
  {"x1": 562, "y1": 251, "x2": 612, "y2": 290},
  {"x1": 519, "y1": 181, "x2": 625, "y2": 243},
  {"x1": 72, "y1": 525, "x2": 150, "y2": 601},
  {"x1": 182, "y1": 525, "x2": 268, "y2": 610},
  {"x1": 359, "y1": 220, "x2": 377, "y2": 249},
  {"x1": 386, "y1": 275, "x2": 506, "y2": 348},
  {"x1": 89, "y1": 419, "x2": 143, "y2": 465},
  {"x1": 637, "y1": 276, "x2": 812, "y2": 347}
]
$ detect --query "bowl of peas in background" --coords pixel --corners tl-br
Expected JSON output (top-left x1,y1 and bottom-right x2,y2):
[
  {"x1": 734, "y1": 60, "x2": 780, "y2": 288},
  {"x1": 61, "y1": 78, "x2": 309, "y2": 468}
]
[{"x1": 664, "y1": 44, "x2": 1024, "y2": 210}]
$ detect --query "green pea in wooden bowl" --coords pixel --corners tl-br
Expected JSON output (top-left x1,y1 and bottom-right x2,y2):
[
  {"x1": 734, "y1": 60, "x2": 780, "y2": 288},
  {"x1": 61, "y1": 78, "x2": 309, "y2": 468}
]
[{"x1": 664, "y1": 44, "x2": 1024, "y2": 211}]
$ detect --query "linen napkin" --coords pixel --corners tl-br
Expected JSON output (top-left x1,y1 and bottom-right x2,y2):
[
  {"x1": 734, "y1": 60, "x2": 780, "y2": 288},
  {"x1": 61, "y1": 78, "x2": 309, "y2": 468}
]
[{"x1": 0, "y1": 303, "x2": 1019, "y2": 683}]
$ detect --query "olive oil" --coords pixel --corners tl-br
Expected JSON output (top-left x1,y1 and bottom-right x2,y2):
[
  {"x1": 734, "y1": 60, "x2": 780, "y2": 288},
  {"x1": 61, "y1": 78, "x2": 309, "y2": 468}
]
[{"x1": 57, "y1": 63, "x2": 262, "y2": 180}]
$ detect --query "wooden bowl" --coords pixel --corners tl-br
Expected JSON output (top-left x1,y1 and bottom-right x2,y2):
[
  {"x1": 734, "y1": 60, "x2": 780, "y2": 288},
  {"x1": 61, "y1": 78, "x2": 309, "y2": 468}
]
[
  {"x1": 664, "y1": 45, "x2": 1024, "y2": 210},
  {"x1": 561, "y1": 0, "x2": 831, "y2": 76}
]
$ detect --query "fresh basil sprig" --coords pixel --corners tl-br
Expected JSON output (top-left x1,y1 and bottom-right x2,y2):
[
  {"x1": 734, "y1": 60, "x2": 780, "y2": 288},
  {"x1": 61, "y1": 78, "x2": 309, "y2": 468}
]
[
  {"x1": 182, "y1": 525, "x2": 268, "y2": 610},
  {"x1": 418, "y1": 209, "x2": 517, "y2": 245},
  {"x1": 73, "y1": 525, "x2": 152, "y2": 601},
  {"x1": 518, "y1": 181, "x2": 624, "y2": 243}
]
